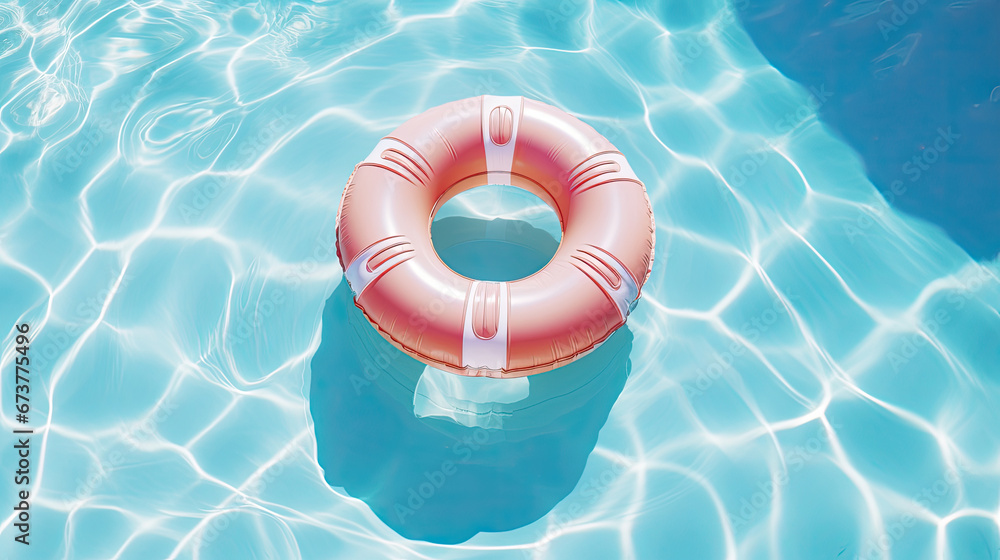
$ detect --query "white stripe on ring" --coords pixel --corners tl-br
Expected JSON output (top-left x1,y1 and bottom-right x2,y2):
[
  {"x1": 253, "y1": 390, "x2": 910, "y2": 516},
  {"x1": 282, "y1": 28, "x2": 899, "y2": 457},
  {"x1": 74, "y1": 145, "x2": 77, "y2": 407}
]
[
  {"x1": 570, "y1": 245, "x2": 639, "y2": 321},
  {"x1": 461, "y1": 280, "x2": 510, "y2": 372},
  {"x1": 482, "y1": 95, "x2": 523, "y2": 186},
  {"x1": 344, "y1": 236, "x2": 414, "y2": 297}
]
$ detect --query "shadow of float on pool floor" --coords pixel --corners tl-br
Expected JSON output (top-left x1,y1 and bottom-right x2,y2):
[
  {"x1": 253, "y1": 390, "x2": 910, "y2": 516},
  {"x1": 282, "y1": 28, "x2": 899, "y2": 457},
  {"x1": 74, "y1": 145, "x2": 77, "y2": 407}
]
[{"x1": 308, "y1": 218, "x2": 632, "y2": 544}]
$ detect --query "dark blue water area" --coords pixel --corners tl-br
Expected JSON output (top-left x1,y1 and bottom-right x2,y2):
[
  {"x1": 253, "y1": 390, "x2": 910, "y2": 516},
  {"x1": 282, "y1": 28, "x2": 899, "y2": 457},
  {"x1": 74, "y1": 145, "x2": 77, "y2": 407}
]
[
  {"x1": 309, "y1": 218, "x2": 632, "y2": 543},
  {"x1": 735, "y1": 0, "x2": 1000, "y2": 260}
]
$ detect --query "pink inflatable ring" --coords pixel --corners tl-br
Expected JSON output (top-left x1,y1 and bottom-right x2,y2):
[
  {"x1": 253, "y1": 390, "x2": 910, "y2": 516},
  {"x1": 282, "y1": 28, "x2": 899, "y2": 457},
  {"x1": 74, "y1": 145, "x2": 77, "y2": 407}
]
[{"x1": 335, "y1": 96, "x2": 655, "y2": 378}]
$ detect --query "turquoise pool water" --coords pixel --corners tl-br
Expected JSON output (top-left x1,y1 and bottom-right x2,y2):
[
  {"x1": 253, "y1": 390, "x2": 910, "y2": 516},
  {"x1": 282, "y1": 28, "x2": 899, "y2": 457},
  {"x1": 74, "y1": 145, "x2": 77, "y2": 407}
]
[{"x1": 2, "y1": 0, "x2": 1000, "y2": 558}]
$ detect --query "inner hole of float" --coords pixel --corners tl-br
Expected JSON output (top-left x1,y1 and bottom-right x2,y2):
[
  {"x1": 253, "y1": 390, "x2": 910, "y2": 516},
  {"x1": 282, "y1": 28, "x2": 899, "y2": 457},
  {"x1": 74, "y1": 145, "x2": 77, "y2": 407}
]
[{"x1": 431, "y1": 184, "x2": 562, "y2": 282}]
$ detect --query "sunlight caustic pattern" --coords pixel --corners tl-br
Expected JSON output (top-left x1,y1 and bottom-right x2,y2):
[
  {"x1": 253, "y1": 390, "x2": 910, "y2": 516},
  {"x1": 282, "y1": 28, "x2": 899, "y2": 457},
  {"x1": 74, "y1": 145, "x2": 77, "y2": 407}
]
[{"x1": 1, "y1": 0, "x2": 999, "y2": 558}]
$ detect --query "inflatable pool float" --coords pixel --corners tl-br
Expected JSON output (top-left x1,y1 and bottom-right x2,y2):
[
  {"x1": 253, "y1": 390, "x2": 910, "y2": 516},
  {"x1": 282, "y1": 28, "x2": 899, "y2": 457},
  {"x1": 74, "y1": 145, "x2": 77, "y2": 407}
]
[{"x1": 336, "y1": 96, "x2": 655, "y2": 378}]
